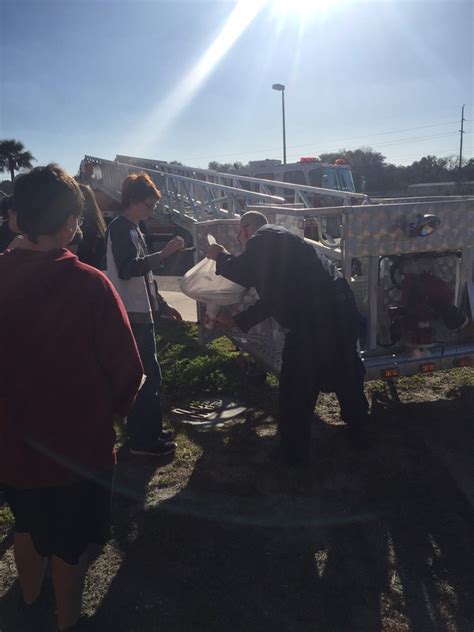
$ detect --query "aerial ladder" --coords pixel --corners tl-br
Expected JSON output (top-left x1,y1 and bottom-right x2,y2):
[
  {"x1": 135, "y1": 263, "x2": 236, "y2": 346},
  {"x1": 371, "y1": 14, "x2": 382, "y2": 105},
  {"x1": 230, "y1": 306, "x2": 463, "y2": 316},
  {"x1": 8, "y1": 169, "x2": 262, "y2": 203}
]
[{"x1": 80, "y1": 154, "x2": 368, "y2": 239}]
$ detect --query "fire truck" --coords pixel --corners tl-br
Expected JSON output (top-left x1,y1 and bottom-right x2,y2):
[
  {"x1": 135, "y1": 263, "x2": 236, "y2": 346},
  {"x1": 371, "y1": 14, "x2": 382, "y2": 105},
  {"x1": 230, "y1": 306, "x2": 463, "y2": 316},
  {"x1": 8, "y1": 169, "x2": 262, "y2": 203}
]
[
  {"x1": 190, "y1": 199, "x2": 474, "y2": 384},
  {"x1": 80, "y1": 153, "x2": 474, "y2": 383},
  {"x1": 234, "y1": 157, "x2": 357, "y2": 196}
]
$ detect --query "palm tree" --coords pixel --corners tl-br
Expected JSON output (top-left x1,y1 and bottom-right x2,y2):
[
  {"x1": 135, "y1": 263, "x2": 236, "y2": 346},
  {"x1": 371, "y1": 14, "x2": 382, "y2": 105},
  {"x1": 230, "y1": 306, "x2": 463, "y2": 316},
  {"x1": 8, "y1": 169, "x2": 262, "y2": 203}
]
[{"x1": 0, "y1": 139, "x2": 36, "y2": 182}]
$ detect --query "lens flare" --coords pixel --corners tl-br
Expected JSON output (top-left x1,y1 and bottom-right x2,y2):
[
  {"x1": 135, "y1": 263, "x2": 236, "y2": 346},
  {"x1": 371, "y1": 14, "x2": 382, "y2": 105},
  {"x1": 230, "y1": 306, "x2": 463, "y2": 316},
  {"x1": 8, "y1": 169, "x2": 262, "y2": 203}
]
[{"x1": 123, "y1": 0, "x2": 266, "y2": 154}]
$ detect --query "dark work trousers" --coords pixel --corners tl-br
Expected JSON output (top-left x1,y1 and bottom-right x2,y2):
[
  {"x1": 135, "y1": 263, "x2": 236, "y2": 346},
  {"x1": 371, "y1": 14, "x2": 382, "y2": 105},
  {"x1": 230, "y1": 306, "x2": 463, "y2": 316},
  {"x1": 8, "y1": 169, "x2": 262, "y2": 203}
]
[
  {"x1": 278, "y1": 328, "x2": 369, "y2": 464},
  {"x1": 127, "y1": 323, "x2": 163, "y2": 448}
]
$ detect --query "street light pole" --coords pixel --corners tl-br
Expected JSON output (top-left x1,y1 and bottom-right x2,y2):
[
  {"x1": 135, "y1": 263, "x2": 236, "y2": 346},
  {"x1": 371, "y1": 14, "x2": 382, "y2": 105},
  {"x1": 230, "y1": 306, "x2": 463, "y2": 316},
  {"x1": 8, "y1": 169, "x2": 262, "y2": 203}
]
[{"x1": 272, "y1": 83, "x2": 287, "y2": 165}]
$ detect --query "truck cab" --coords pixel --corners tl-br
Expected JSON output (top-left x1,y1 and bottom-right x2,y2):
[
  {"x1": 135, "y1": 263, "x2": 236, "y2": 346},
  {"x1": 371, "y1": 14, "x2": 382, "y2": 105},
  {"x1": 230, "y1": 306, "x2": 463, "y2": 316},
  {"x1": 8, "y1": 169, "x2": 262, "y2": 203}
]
[{"x1": 236, "y1": 157, "x2": 357, "y2": 199}]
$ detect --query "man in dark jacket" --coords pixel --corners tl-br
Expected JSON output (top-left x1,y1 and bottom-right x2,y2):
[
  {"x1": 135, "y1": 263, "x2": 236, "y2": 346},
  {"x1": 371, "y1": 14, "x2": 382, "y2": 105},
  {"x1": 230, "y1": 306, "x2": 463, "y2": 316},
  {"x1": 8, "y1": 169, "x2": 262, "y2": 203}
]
[{"x1": 207, "y1": 211, "x2": 369, "y2": 467}]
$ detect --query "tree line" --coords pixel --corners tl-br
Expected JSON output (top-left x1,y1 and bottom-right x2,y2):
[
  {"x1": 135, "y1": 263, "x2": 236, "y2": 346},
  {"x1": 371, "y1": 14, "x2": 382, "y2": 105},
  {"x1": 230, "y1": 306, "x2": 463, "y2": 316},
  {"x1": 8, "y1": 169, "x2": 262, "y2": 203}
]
[
  {"x1": 208, "y1": 149, "x2": 474, "y2": 195},
  {"x1": 2, "y1": 140, "x2": 473, "y2": 197}
]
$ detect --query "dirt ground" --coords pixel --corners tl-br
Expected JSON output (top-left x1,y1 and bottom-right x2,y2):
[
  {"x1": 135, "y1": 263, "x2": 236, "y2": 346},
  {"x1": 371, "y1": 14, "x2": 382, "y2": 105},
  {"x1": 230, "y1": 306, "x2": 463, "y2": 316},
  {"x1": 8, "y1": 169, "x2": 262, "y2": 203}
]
[{"x1": 1, "y1": 371, "x2": 473, "y2": 631}]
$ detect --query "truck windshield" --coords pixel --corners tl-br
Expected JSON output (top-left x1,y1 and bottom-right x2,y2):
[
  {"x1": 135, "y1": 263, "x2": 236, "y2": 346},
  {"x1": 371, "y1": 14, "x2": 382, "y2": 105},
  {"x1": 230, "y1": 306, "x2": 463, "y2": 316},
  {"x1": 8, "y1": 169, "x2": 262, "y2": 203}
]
[
  {"x1": 337, "y1": 168, "x2": 356, "y2": 192},
  {"x1": 309, "y1": 169, "x2": 323, "y2": 187},
  {"x1": 321, "y1": 168, "x2": 337, "y2": 189}
]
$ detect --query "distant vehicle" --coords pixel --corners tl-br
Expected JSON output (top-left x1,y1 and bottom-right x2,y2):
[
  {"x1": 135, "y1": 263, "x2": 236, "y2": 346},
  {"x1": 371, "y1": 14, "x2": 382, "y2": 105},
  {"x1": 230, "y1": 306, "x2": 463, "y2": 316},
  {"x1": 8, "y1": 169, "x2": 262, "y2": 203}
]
[{"x1": 234, "y1": 157, "x2": 358, "y2": 201}]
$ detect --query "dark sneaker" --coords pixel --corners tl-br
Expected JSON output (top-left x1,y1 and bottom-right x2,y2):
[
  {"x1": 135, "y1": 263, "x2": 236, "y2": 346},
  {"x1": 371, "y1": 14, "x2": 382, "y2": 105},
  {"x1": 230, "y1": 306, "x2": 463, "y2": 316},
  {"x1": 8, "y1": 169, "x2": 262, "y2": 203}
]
[
  {"x1": 130, "y1": 441, "x2": 177, "y2": 457},
  {"x1": 159, "y1": 428, "x2": 175, "y2": 442}
]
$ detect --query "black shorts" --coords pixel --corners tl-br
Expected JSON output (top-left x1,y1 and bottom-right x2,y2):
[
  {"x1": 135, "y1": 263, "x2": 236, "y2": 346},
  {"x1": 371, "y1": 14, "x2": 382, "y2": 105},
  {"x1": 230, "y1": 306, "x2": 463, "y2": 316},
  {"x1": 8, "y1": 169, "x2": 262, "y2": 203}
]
[{"x1": 4, "y1": 470, "x2": 114, "y2": 565}]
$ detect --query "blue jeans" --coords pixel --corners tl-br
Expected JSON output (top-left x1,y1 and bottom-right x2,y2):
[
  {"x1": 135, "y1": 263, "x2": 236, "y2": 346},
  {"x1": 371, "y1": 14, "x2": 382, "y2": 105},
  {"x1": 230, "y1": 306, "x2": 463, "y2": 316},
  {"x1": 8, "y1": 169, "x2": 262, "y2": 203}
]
[{"x1": 127, "y1": 324, "x2": 163, "y2": 448}]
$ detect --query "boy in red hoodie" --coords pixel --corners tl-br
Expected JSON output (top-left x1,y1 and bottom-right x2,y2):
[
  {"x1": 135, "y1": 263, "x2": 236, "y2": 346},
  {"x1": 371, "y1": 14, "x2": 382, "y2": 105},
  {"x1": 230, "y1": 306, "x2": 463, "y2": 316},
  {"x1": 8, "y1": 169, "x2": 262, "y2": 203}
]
[{"x1": 0, "y1": 164, "x2": 143, "y2": 630}]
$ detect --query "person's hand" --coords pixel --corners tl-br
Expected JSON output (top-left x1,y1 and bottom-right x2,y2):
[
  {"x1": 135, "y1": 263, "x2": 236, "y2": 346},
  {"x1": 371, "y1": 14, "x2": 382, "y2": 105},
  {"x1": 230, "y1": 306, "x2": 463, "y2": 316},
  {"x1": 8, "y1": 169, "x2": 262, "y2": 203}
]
[
  {"x1": 169, "y1": 308, "x2": 183, "y2": 322},
  {"x1": 214, "y1": 313, "x2": 236, "y2": 330},
  {"x1": 207, "y1": 243, "x2": 224, "y2": 260},
  {"x1": 161, "y1": 236, "x2": 185, "y2": 260}
]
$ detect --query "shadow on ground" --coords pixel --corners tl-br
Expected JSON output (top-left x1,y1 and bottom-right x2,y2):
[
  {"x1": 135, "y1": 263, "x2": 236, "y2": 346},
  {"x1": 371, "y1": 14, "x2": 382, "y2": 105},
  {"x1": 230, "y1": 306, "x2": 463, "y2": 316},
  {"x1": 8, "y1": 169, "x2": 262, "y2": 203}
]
[
  {"x1": 91, "y1": 388, "x2": 473, "y2": 631},
  {"x1": 1, "y1": 386, "x2": 473, "y2": 631}
]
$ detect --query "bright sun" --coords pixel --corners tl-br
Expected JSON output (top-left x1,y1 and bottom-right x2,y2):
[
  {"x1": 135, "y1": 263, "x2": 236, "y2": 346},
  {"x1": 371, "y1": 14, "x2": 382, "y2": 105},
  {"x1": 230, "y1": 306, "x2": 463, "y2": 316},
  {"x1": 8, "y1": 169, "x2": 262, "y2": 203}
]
[{"x1": 270, "y1": 0, "x2": 335, "y2": 19}]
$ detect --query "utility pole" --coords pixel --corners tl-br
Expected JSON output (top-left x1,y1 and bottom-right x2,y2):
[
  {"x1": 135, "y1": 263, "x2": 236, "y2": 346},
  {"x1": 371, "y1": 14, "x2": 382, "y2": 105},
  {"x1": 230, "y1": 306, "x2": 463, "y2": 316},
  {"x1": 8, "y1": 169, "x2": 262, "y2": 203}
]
[{"x1": 458, "y1": 104, "x2": 465, "y2": 183}]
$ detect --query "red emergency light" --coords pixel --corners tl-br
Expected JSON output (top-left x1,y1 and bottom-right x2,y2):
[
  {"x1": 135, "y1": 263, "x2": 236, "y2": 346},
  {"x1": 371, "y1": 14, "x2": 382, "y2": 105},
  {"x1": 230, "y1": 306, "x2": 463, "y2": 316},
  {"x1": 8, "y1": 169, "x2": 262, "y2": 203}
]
[
  {"x1": 381, "y1": 368, "x2": 399, "y2": 379},
  {"x1": 420, "y1": 363, "x2": 435, "y2": 373},
  {"x1": 299, "y1": 157, "x2": 317, "y2": 163},
  {"x1": 334, "y1": 159, "x2": 346, "y2": 165},
  {"x1": 453, "y1": 357, "x2": 472, "y2": 367}
]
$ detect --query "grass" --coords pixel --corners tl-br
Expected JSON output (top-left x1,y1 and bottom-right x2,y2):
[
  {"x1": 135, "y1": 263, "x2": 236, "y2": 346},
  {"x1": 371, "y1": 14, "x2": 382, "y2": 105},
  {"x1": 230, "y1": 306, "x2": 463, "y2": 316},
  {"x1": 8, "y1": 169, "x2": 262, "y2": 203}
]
[
  {"x1": 156, "y1": 319, "x2": 278, "y2": 410},
  {"x1": 0, "y1": 504, "x2": 13, "y2": 531}
]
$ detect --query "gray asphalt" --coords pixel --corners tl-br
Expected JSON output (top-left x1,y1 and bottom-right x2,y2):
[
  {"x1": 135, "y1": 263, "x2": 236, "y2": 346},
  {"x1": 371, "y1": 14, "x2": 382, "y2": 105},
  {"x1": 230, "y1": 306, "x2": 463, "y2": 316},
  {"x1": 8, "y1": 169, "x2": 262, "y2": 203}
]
[{"x1": 155, "y1": 275, "x2": 197, "y2": 322}]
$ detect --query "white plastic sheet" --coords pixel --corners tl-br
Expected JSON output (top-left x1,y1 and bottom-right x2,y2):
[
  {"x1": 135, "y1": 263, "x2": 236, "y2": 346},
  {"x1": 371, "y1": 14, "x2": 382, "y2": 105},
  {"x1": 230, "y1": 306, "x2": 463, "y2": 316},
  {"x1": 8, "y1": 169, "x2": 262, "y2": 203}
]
[{"x1": 179, "y1": 236, "x2": 246, "y2": 306}]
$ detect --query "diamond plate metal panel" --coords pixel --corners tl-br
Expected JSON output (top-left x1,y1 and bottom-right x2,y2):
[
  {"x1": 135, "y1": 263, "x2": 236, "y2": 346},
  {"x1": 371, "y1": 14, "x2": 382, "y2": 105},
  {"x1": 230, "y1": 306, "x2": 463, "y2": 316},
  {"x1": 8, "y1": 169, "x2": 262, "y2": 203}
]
[{"x1": 345, "y1": 199, "x2": 474, "y2": 257}]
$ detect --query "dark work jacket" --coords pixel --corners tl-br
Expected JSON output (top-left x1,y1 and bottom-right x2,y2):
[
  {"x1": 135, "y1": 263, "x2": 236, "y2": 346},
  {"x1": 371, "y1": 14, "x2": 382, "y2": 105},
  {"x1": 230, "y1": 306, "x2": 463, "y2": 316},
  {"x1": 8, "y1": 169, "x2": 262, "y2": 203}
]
[{"x1": 216, "y1": 225, "x2": 341, "y2": 334}]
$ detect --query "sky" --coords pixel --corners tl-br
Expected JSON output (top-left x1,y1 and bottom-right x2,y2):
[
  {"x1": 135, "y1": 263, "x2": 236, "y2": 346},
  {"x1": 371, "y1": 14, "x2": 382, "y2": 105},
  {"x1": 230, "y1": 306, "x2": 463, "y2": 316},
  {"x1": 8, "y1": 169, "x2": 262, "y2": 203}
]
[{"x1": 1, "y1": 0, "x2": 472, "y2": 177}]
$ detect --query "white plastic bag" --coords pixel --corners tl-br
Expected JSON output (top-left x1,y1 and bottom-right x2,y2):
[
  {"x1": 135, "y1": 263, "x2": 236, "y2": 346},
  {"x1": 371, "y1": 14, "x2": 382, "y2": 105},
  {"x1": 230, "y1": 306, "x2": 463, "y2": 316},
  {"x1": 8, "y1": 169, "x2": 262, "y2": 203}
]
[{"x1": 179, "y1": 236, "x2": 246, "y2": 306}]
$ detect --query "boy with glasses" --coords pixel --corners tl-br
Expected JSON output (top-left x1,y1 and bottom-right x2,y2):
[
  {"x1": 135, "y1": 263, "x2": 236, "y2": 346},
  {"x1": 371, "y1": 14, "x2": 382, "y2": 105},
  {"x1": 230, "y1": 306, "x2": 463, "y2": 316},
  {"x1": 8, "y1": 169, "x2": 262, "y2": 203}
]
[{"x1": 106, "y1": 173, "x2": 184, "y2": 456}]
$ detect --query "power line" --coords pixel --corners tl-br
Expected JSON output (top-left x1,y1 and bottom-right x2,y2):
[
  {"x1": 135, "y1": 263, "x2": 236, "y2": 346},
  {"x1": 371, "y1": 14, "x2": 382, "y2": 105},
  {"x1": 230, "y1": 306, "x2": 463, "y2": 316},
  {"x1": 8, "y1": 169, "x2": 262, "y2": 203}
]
[
  {"x1": 373, "y1": 131, "x2": 458, "y2": 149},
  {"x1": 187, "y1": 124, "x2": 461, "y2": 163},
  {"x1": 266, "y1": 121, "x2": 460, "y2": 154},
  {"x1": 192, "y1": 132, "x2": 460, "y2": 165},
  {"x1": 385, "y1": 153, "x2": 459, "y2": 163},
  {"x1": 186, "y1": 120, "x2": 460, "y2": 162},
  {"x1": 297, "y1": 121, "x2": 460, "y2": 147}
]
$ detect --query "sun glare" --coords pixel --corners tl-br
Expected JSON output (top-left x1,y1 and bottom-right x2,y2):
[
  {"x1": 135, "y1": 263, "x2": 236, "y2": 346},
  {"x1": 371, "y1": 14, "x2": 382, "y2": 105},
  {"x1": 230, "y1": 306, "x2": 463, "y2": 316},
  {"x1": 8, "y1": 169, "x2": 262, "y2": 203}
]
[
  {"x1": 271, "y1": 0, "x2": 335, "y2": 19},
  {"x1": 124, "y1": 0, "x2": 266, "y2": 154},
  {"x1": 123, "y1": 0, "x2": 339, "y2": 154}
]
